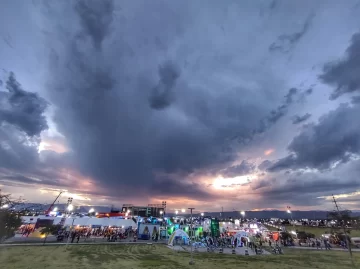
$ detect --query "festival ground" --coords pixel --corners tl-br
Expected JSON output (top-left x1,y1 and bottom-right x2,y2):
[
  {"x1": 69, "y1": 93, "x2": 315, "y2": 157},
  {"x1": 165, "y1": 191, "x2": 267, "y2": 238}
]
[
  {"x1": 1, "y1": 244, "x2": 360, "y2": 269},
  {"x1": 265, "y1": 224, "x2": 360, "y2": 238}
]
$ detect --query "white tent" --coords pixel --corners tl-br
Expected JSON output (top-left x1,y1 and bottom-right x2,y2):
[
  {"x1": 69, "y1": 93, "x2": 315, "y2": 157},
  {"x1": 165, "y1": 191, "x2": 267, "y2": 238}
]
[
  {"x1": 234, "y1": 230, "x2": 250, "y2": 246},
  {"x1": 168, "y1": 229, "x2": 189, "y2": 246},
  {"x1": 21, "y1": 216, "x2": 137, "y2": 228},
  {"x1": 63, "y1": 217, "x2": 136, "y2": 228}
]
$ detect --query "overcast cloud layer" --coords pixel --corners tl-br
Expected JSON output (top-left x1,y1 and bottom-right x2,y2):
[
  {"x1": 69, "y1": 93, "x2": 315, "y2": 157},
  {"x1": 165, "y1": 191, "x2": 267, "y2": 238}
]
[{"x1": 1, "y1": 0, "x2": 360, "y2": 211}]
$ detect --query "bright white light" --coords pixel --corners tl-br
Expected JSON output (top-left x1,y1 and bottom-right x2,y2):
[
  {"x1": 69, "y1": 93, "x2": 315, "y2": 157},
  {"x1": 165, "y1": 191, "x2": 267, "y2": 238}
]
[
  {"x1": 291, "y1": 230, "x2": 297, "y2": 235},
  {"x1": 67, "y1": 204, "x2": 74, "y2": 211},
  {"x1": 89, "y1": 208, "x2": 95, "y2": 213},
  {"x1": 175, "y1": 210, "x2": 178, "y2": 214},
  {"x1": 53, "y1": 207, "x2": 58, "y2": 212},
  {"x1": 213, "y1": 175, "x2": 257, "y2": 189},
  {"x1": 125, "y1": 213, "x2": 128, "y2": 216},
  {"x1": 240, "y1": 211, "x2": 245, "y2": 216},
  {"x1": 160, "y1": 210, "x2": 163, "y2": 214},
  {"x1": 201, "y1": 213, "x2": 204, "y2": 216},
  {"x1": 1, "y1": 204, "x2": 9, "y2": 209},
  {"x1": 287, "y1": 209, "x2": 291, "y2": 214},
  {"x1": 127, "y1": 209, "x2": 131, "y2": 213},
  {"x1": 181, "y1": 209, "x2": 185, "y2": 213}
]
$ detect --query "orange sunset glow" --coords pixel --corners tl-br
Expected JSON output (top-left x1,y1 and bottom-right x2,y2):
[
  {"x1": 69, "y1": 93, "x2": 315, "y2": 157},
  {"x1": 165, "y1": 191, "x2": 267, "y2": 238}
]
[{"x1": 264, "y1": 149, "x2": 275, "y2": 156}]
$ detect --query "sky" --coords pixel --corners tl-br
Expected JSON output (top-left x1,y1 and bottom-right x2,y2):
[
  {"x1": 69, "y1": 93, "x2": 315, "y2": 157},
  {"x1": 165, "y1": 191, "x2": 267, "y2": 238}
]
[{"x1": 1, "y1": 0, "x2": 360, "y2": 212}]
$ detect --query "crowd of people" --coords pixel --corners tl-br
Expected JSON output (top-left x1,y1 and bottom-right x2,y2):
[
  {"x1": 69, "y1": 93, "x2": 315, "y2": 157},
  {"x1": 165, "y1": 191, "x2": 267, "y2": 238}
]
[{"x1": 56, "y1": 226, "x2": 137, "y2": 243}]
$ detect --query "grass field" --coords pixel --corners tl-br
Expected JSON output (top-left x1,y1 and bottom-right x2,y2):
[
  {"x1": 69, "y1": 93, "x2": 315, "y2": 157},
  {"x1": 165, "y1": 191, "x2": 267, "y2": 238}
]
[{"x1": 1, "y1": 244, "x2": 360, "y2": 269}]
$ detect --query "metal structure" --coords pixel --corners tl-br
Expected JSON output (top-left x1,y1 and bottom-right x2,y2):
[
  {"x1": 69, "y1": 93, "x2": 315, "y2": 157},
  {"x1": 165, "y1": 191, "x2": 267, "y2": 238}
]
[
  {"x1": 332, "y1": 195, "x2": 355, "y2": 268},
  {"x1": 162, "y1": 201, "x2": 167, "y2": 239},
  {"x1": 45, "y1": 191, "x2": 64, "y2": 215},
  {"x1": 188, "y1": 207, "x2": 195, "y2": 265}
]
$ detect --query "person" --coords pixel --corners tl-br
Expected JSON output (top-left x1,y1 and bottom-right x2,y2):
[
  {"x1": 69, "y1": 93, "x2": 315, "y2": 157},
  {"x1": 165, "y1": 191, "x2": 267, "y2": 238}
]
[
  {"x1": 71, "y1": 232, "x2": 76, "y2": 243},
  {"x1": 316, "y1": 239, "x2": 322, "y2": 250},
  {"x1": 76, "y1": 233, "x2": 80, "y2": 243},
  {"x1": 324, "y1": 239, "x2": 331, "y2": 250}
]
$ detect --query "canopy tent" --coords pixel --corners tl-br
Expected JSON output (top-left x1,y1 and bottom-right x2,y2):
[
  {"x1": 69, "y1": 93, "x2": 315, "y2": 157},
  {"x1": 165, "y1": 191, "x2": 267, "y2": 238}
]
[
  {"x1": 234, "y1": 230, "x2": 250, "y2": 247},
  {"x1": 168, "y1": 229, "x2": 189, "y2": 246},
  {"x1": 63, "y1": 217, "x2": 136, "y2": 228},
  {"x1": 21, "y1": 216, "x2": 137, "y2": 228}
]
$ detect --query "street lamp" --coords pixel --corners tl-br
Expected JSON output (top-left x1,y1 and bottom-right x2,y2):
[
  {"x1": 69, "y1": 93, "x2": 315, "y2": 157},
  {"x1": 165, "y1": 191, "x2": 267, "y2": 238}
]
[
  {"x1": 240, "y1": 211, "x2": 245, "y2": 217},
  {"x1": 175, "y1": 210, "x2": 178, "y2": 215},
  {"x1": 181, "y1": 209, "x2": 185, "y2": 213},
  {"x1": 89, "y1": 208, "x2": 95, "y2": 213},
  {"x1": 201, "y1": 213, "x2": 204, "y2": 216},
  {"x1": 287, "y1": 206, "x2": 295, "y2": 231},
  {"x1": 67, "y1": 204, "x2": 74, "y2": 211},
  {"x1": 160, "y1": 210, "x2": 163, "y2": 215}
]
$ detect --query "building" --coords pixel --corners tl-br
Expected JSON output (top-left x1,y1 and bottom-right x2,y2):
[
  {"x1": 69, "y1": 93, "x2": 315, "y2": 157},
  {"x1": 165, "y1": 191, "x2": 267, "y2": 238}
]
[{"x1": 121, "y1": 203, "x2": 165, "y2": 218}]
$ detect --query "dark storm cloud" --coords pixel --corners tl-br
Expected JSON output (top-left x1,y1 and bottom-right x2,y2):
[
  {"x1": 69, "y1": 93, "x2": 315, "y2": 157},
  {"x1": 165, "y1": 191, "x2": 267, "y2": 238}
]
[
  {"x1": 256, "y1": 162, "x2": 360, "y2": 207},
  {"x1": 319, "y1": 32, "x2": 360, "y2": 100},
  {"x1": 259, "y1": 177, "x2": 360, "y2": 206},
  {"x1": 44, "y1": 0, "x2": 285, "y2": 200},
  {"x1": 148, "y1": 61, "x2": 181, "y2": 110},
  {"x1": 284, "y1": 87, "x2": 298, "y2": 104},
  {"x1": 221, "y1": 160, "x2": 255, "y2": 178},
  {"x1": 233, "y1": 87, "x2": 312, "y2": 143},
  {"x1": 250, "y1": 157, "x2": 360, "y2": 207},
  {"x1": 149, "y1": 177, "x2": 220, "y2": 200},
  {"x1": 251, "y1": 177, "x2": 276, "y2": 191},
  {"x1": 0, "y1": 125, "x2": 40, "y2": 172},
  {"x1": 269, "y1": 13, "x2": 315, "y2": 53},
  {"x1": 74, "y1": 0, "x2": 115, "y2": 50},
  {"x1": 292, "y1": 113, "x2": 311, "y2": 124},
  {"x1": 269, "y1": 103, "x2": 360, "y2": 171},
  {"x1": 258, "y1": 160, "x2": 273, "y2": 171},
  {"x1": 0, "y1": 72, "x2": 48, "y2": 137},
  {"x1": 0, "y1": 72, "x2": 49, "y2": 174},
  {"x1": 352, "y1": 96, "x2": 360, "y2": 104}
]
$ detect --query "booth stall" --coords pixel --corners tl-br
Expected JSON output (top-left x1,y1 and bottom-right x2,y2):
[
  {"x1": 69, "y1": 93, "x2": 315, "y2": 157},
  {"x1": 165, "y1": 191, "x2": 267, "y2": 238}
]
[{"x1": 168, "y1": 229, "x2": 190, "y2": 246}]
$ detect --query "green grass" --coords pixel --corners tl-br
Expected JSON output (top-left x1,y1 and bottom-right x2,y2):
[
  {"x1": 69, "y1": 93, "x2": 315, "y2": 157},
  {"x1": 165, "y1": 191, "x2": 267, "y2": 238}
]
[{"x1": 1, "y1": 244, "x2": 360, "y2": 269}]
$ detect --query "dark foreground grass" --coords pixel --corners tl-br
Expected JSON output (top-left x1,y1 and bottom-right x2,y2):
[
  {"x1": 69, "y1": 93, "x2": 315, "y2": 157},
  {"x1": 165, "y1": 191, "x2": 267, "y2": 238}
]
[{"x1": 0, "y1": 244, "x2": 360, "y2": 269}]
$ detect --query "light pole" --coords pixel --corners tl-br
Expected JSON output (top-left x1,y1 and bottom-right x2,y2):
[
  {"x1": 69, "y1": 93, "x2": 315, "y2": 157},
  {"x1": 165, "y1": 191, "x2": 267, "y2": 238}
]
[
  {"x1": 287, "y1": 206, "x2": 296, "y2": 235},
  {"x1": 240, "y1": 211, "x2": 245, "y2": 222},
  {"x1": 188, "y1": 207, "x2": 195, "y2": 265},
  {"x1": 162, "y1": 201, "x2": 167, "y2": 241},
  {"x1": 160, "y1": 210, "x2": 164, "y2": 240}
]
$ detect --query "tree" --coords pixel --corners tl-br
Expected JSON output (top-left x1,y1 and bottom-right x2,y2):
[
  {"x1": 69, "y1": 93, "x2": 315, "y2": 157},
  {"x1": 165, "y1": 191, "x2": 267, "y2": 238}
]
[
  {"x1": 0, "y1": 190, "x2": 22, "y2": 243},
  {"x1": 40, "y1": 225, "x2": 61, "y2": 245}
]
